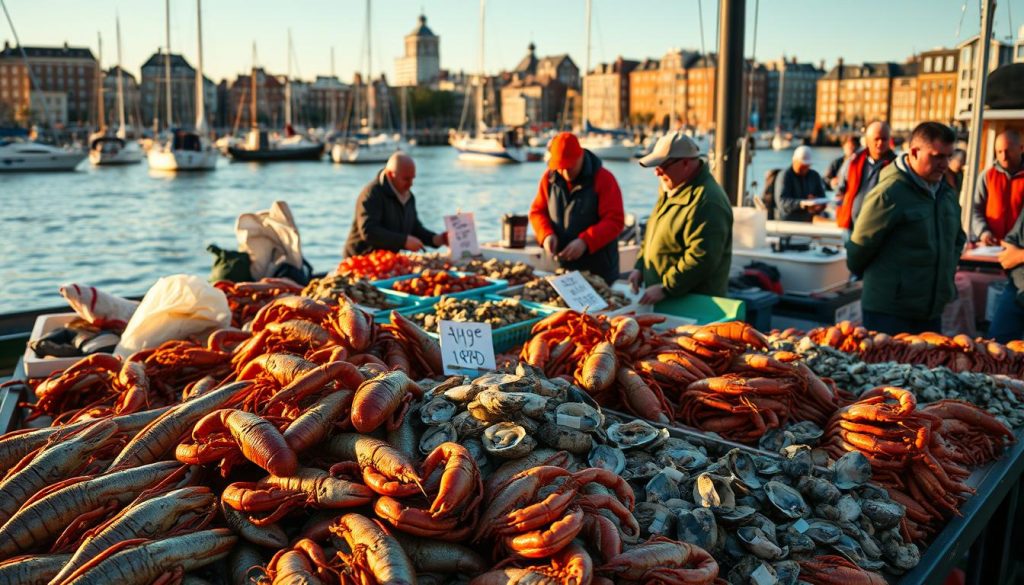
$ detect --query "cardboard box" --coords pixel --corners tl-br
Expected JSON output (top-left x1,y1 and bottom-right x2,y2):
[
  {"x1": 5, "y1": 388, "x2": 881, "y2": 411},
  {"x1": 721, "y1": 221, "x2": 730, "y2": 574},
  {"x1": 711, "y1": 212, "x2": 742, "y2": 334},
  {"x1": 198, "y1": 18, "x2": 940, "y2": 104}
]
[{"x1": 23, "y1": 313, "x2": 103, "y2": 379}]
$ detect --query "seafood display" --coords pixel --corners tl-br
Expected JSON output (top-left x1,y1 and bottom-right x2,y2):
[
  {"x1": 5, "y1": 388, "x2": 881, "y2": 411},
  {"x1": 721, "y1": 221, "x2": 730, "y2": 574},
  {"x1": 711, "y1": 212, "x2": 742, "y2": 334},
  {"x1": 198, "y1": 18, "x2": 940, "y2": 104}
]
[
  {"x1": 407, "y1": 296, "x2": 540, "y2": 332},
  {"x1": 389, "y1": 270, "x2": 494, "y2": 297},
  {"x1": 508, "y1": 269, "x2": 631, "y2": 310},
  {"x1": 302, "y1": 273, "x2": 398, "y2": 310},
  {"x1": 336, "y1": 249, "x2": 417, "y2": 280},
  {"x1": 214, "y1": 278, "x2": 304, "y2": 328},
  {"x1": 458, "y1": 257, "x2": 536, "y2": 285}
]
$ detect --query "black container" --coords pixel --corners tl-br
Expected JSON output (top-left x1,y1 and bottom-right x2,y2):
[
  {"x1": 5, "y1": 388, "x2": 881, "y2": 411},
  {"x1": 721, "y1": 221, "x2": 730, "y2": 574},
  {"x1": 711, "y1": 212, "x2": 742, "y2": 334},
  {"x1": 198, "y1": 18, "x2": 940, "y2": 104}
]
[{"x1": 501, "y1": 214, "x2": 529, "y2": 248}]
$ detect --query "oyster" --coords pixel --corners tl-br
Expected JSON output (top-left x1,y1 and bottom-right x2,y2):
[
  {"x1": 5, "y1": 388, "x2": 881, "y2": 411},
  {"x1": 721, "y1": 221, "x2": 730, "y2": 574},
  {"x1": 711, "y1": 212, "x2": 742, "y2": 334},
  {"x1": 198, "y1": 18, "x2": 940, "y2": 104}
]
[
  {"x1": 737, "y1": 526, "x2": 787, "y2": 560},
  {"x1": 536, "y1": 422, "x2": 592, "y2": 454},
  {"x1": 476, "y1": 389, "x2": 548, "y2": 419},
  {"x1": 634, "y1": 502, "x2": 675, "y2": 537},
  {"x1": 426, "y1": 376, "x2": 466, "y2": 397},
  {"x1": 787, "y1": 421, "x2": 824, "y2": 444},
  {"x1": 607, "y1": 420, "x2": 663, "y2": 450},
  {"x1": 724, "y1": 448, "x2": 761, "y2": 489},
  {"x1": 764, "y1": 481, "x2": 810, "y2": 519},
  {"x1": 835, "y1": 495, "x2": 861, "y2": 523},
  {"x1": 860, "y1": 499, "x2": 904, "y2": 529},
  {"x1": 834, "y1": 451, "x2": 872, "y2": 489},
  {"x1": 419, "y1": 396, "x2": 457, "y2": 426},
  {"x1": 803, "y1": 519, "x2": 842, "y2": 545},
  {"x1": 450, "y1": 410, "x2": 487, "y2": 438},
  {"x1": 694, "y1": 473, "x2": 736, "y2": 508},
  {"x1": 443, "y1": 384, "x2": 482, "y2": 403},
  {"x1": 716, "y1": 505, "x2": 757, "y2": 524},
  {"x1": 779, "y1": 529, "x2": 816, "y2": 555},
  {"x1": 554, "y1": 401, "x2": 603, "y2": 432},
  {"x1": 796, "y1": 475, "x2": 840, "y2": 505},
  {"x1": 588, "y1": 444, "x2": 626, "y2": 475},
  {"x1": 623, "y1": 451, "x2": 661, "y2": 480},
  {"x1": 675, "y1": 507, "x2": 718, "y2": 551},
  {"x1": 482, "y1": 422, "x2": 536, "y2": 459},
  {"x1": 645, "y1": 469, "x2": 684, "y2": 504},
  {"x1": 773, "y1": 560, "x2": 801, "y2": 585},
  {"x1": 419, "y1": 423, "x2": 457, "y2": 455},
  {"x1": 462, "y1": 438, "x2": 489, "y2": 469},
  {"x1": 779, "y1": 446, "x2": 814, "y2": 478},
  {"x1": 472, "y1": 372, "x2": 539, "y2": 394}
]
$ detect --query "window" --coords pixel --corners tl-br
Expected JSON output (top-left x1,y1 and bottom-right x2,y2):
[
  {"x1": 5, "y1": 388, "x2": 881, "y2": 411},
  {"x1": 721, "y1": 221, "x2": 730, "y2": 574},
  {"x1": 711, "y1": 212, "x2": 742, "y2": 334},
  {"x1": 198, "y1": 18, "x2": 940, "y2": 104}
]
[{"x1": 945, "y1": 56, "x2": 954, "y2": 71}]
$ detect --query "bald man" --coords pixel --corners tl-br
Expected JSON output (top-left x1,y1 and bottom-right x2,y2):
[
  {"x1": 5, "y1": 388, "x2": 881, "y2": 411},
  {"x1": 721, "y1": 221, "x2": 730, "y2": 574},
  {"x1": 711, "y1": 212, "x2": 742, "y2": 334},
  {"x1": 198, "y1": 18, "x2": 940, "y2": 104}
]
[
  {"x1": 972, "y1": 130, "x2": 1024, "y2": 245},
  {"x1": 836, "y1": 121, "x2": 896, "y2": 230},
  {"x1": 343, "y1": 153, "x2": 447, "y2": 257}
]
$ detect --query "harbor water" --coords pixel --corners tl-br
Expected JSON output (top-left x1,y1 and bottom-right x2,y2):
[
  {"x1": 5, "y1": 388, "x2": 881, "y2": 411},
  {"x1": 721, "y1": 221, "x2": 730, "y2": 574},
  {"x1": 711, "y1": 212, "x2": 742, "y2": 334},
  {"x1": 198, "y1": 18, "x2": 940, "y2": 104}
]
[{"x1": 1, "y1": 145, "x2": 841, "y2": 313}]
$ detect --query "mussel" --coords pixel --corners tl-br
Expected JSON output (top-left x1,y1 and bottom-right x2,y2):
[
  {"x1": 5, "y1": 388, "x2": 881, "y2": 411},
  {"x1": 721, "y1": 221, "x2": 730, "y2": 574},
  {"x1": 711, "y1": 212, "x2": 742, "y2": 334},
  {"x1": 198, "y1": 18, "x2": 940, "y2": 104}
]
[
  {"x1": 764, "y1": 481, "x2": 810, "y2": 519},
  {"x1": 833, "y1": 451, "x2": 872, "y2": 489}
]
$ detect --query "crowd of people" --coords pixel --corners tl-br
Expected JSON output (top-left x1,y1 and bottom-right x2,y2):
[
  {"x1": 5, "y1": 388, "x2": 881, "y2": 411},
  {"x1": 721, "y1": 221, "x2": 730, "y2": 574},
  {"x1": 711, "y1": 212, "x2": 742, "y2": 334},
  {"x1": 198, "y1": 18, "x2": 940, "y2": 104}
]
[{"x1": 340, "y1": 122, "x2": 1024, "y2": 341}]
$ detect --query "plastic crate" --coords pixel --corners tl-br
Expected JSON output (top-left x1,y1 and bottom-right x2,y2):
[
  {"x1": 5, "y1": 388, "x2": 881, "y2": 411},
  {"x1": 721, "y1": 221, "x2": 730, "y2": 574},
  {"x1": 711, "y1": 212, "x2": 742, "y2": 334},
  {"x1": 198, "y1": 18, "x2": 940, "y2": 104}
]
[
  {"x1": 385, "y1": 297, "x2": 557, "y2": 353},
  {"x1": 371, "y1": 271, "x2": 508, "y2": 306}
]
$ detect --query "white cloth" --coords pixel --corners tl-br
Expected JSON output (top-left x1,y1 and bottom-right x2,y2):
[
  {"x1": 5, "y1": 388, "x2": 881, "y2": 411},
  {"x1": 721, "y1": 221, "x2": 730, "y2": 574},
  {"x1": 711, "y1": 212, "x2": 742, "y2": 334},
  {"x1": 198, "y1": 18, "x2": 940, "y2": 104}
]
[{"x1": 235, "y1": 200, "x2": 305, "y2": 279}]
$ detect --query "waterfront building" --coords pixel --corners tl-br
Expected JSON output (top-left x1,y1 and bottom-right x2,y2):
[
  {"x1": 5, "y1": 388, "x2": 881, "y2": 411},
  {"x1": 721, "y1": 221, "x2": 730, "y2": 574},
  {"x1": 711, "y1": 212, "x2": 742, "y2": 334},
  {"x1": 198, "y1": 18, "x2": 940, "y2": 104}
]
[
  {"x1": 628, "y1": 49, "x2": 700, "y2": 130},
  {"x1": 101, "y1": 66, "x2": 141, "y2": 130},
  {"x1": 582, "y1": 57, "x2": 639, "y2": 129},
  {"x1": 917, "y1": 48, "x2": 959, "y2": 127},
  {"x1": 139, "y1": 50, "x2": 217, "y2": 130},
  {"x1": 889, "y1": 61, "x2": 919, "y2": 132},
  {"x1": 815, "y1": 60, "x2": 904, "y2": 130},
  {"x1": 0, "y1": 41, "x2": 97, "y2": 126},
  {"x1": 500, "y1": 75, "x2": 566, "y2": 127},
  {"x1": 762, "y1": 57, "x2": 822, "y2": 131},
  {"x1": 307, "y1": 75, "x2": 350, "y2": 129},
  {"x1": 954, "y1": 35, "x2": 1014, "y2": 119},
  {"x1": 394, "y1": 14, "x2": 440, "y2": 87},
  {"x1": 224, "y1": 68, "x2": 285, "y2": 129}
]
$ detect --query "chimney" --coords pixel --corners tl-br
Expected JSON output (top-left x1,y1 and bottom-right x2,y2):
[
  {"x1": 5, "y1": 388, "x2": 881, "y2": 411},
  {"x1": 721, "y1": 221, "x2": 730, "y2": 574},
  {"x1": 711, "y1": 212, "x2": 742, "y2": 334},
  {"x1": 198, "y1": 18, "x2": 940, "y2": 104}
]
[{"x1": 819, "y1": 59, "x2": 825, "y2": 70}]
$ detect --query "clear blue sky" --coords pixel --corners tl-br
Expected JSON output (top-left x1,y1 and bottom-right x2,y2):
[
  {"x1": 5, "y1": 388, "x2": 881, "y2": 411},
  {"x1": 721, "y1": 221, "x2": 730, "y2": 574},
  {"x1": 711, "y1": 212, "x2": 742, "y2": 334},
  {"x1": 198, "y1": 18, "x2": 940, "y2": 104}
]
[{"x1": 3, "y1": 0, "x2": 1022, "y2": 83}]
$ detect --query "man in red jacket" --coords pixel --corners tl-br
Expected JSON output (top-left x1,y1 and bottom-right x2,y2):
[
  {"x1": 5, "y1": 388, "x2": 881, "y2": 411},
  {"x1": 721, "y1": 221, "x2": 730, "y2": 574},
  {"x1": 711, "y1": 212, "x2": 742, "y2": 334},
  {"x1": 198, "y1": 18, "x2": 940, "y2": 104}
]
[
  {"x1": 529, "y1": 132, "x2": 625, "y2": 284},
  {"x1": 972, "y1": 130, "x2": 1024, "y2": 245},
  {"x1": 835, "y1": 121, "x2": 896, "y2": 230}
]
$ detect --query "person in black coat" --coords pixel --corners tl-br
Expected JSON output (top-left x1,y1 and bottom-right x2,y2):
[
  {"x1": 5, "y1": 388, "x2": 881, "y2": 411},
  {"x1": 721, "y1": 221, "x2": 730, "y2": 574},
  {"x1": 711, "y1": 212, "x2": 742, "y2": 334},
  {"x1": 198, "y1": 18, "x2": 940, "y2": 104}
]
[
  {"x1": 774, "y1": 145, "x2": 827, "y2": 222},
  {"x1": 343, "y1": 153, "x2": 447, "y2": 257}
]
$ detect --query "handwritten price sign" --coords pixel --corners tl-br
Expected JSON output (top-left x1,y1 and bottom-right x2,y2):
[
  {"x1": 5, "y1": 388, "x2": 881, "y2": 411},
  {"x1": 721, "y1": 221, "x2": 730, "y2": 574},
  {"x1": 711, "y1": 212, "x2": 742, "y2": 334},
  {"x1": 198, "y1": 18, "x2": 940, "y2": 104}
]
[
  {"x1": 439, "y1": 319, "x2": 496, "y2": 375},
  {"x1": 444, "y1": 212, "x2": 480, "y2": 260},
  {"x1": 546, "y1": 271, "x2": 608, "y2": 312}
]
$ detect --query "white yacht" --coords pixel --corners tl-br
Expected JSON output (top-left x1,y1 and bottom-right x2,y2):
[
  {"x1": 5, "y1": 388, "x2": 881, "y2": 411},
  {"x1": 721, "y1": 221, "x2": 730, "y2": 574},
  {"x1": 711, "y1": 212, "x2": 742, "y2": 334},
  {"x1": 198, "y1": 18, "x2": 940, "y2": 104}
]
[
  {"x1": 91, "y1": 18, "x2": 143, "y2": 166},
  {"x1": 0, "y1": 140, "x2": 86, "y2": 172},
  {"x1": 579, "y1": 132, "x2": 639, "y2": 161},
  {"x1": 331, "y1": 132, "x2": 408, "y2": 164},
  {"x1": 146, "y1": 0, "x2": 218, "y2": 172}
]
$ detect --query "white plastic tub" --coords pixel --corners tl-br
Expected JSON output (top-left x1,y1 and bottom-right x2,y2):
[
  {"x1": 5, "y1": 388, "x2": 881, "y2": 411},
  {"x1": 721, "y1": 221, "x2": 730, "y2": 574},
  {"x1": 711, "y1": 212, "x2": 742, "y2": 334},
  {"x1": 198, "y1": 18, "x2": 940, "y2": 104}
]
[
  {"x1": 732, "y1": 246, "x2": 849, "y2": 295},
  {"x1": 23, "y1": 313, "x2": 99, "y2": 378}
]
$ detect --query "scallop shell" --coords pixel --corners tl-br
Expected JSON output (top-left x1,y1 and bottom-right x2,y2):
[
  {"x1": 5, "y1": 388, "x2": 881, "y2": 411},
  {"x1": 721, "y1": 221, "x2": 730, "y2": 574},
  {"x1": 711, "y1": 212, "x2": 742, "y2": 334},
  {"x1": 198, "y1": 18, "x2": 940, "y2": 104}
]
[{"x1": 482, "y1": 422, "x2": 536, "y2": 459}]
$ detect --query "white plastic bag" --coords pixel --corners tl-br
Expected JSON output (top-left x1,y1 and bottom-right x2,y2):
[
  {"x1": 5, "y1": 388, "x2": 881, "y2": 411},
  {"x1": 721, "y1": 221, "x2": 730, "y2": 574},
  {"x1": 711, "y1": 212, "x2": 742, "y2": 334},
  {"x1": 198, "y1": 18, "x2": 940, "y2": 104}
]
[
  {"x1": 114, "y1": 274, "x2": 231, "y2": 357},
  {"x1": 236, "y1": 200, "x2": 304, "y2": 279},
  {"x1": 59, "y1": 283, "x2": 140, "y2": 329}
]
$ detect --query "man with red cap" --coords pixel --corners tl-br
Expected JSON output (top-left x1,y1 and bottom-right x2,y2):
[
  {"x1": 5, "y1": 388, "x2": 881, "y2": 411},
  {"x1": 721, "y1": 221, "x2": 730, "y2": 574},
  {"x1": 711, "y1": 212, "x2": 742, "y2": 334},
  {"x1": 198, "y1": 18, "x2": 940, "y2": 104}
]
[{"x1": 528, "y1": 132, "x2": 626, "y2": 284}]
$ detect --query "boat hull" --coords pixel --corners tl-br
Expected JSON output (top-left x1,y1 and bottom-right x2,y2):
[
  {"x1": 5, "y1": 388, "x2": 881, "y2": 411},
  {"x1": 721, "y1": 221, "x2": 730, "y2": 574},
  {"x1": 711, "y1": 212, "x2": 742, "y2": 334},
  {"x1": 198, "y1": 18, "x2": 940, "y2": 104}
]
[
  {"x1": 90, "y1": 144, "x2": 144, "y2": 166},
  {"x1": 330, "y1": 141, "x2": 408, "y2": 164},
  {"x1": 0, "y1": 151, "x2": 86, "y2": 172},
  {"x1": 147, "y1": 148, "x2": 219, "y2": 171},
  {"x1": 228, "y1": 144, "x2": 324, "y2": 162}
]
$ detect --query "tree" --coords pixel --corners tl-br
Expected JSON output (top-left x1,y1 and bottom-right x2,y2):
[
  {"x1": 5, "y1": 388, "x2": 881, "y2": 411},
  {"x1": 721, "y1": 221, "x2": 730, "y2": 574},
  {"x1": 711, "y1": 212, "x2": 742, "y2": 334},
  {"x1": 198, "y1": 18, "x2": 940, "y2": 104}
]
[{"x1": 409, "y1": 88, "x2": 458, "y2": 128}]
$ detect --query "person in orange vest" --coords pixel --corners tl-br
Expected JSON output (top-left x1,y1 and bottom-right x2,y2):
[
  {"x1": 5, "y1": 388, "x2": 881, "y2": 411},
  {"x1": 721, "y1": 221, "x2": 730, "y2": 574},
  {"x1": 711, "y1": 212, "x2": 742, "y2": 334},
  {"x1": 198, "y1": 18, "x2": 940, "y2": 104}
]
[
  {"x1": 971, "y1": 130, "x2": 1024, "y2": 245},
  {"x1": 835, "y1": 121, "x2": 896, "y2": 231}
]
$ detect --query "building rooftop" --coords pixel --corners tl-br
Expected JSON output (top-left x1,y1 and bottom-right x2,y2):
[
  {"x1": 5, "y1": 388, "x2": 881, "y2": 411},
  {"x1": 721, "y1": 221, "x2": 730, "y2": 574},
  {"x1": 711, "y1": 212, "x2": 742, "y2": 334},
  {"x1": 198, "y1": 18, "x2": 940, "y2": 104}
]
[
  {"x1": 0, "y1": 41, "x2": 95, "y2": 60},
  {"x1": 408, "y1": 14, "x2": 436, "y2": 38},
  {"x1": 141, "y1": 51, "x2": 195, "y2": 72},
  {"x1": 105, "y1": 65, "x2": 137, "y2": 83}
]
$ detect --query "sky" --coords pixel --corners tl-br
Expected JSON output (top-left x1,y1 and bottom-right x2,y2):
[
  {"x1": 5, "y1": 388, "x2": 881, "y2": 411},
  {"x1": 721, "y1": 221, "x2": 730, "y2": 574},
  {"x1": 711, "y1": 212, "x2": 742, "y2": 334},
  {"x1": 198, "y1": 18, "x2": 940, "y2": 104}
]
[{"x1": 2, "y1": 0, "x2": 1022, "y2": 83}]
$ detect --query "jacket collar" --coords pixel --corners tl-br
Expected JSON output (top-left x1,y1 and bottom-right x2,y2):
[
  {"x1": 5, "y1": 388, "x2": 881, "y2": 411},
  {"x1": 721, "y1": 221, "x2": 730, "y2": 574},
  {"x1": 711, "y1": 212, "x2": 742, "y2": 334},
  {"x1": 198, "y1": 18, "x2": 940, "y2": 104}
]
[
  {"x1": 661, "y1": 161, "x2": 710, "y2": 205},
  {"x1": 378, "y1": 170, "x2": 412, "y2": 202},
  {"x1": 990, "y1": 161, "x2": 1024, "y2": 179},
  {"x1": 893, "y1": 154, "x2": 942, "y2": 198}
]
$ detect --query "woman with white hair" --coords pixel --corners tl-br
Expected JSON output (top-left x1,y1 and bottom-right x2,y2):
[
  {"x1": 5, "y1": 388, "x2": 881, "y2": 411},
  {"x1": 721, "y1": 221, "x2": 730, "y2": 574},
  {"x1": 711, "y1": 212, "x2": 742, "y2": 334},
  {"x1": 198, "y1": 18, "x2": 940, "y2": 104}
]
[{"x1": 774, "y1": 145, "x2": 828, "y2": 222}]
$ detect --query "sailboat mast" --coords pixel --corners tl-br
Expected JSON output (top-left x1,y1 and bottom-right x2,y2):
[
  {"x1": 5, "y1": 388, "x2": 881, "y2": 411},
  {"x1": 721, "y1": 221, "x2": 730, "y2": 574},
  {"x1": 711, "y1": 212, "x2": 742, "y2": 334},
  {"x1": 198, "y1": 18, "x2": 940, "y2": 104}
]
[
  {"x1": 164, "y1": 0, "x2": 173, "y2": 129},
  {"x1": 583, "y1": 0, "x2": 591, "y2": 129},
  {"x1": 194, "y1": 0, "x2": 206, "y2": 134},
  {"x1": 330, "y1": 46, "x2": 337, "y2": 129},
  {"x1": 96, "y1": 32, "x2": 105, "y2": 131},
  {"x1": 285, "y1": 29, "x2": 292, "y2": 128},
  {"x1": 116, "y1": 15, "x2": 127, "y2": 138},
  {"x1": 366, "y1": 0, "x2": 374, "y2": 133},
  {"x1": 476, "y1": 0, "x2": 485, "y2": 135},
  {"x1": 773, "y1": 57, "x2": 785, "y2": 131},
  {"x1": 250, "y1": 43, "x2": 258, "y2": 128}
]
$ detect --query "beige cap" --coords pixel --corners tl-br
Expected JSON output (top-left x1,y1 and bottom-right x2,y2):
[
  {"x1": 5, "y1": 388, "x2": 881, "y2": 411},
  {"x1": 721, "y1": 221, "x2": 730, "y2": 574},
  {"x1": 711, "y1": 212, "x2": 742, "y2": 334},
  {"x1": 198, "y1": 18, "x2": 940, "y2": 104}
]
[
  {"x1": 638, "y1": 131, "x2": 703, "y2": 168},
  {"x1": 793, "y1": 145, "x2": 813, "y2": 164}
]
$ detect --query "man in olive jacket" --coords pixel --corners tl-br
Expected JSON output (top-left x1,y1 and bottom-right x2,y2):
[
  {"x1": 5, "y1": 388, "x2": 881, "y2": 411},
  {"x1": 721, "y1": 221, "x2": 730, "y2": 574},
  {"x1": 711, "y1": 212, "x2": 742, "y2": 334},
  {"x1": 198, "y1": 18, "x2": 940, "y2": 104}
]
[
  {"x1": 847, "y1": 122, "x2": 964, "y2": 334},
  {"x1": 629, "y1": 132, "x2": 733, "y2": 304},
  {"x1": 343, "y1": 153, "x2": 447, "y2": 258}
]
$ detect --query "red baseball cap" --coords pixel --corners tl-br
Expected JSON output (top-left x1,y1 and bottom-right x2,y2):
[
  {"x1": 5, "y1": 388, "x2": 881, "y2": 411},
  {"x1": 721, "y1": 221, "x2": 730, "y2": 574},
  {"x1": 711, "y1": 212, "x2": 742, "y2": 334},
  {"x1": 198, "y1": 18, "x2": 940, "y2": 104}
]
[{"x1": 547, "y1": 132, "x2": 583, "y2": 170}]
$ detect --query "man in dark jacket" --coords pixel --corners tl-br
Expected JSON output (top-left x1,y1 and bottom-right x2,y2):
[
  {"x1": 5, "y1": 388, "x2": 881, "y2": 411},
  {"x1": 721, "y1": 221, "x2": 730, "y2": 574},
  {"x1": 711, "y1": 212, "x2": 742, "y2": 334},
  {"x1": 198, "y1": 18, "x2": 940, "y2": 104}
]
[
  {"x1": 846, "y1": 121, "x2": 964, "y2": 335},
  {"x1": 343, "y1": 153, "x2": 447, "y2": 258},
  {"x1": 629, "y1": 131, "x2": 733, "y2": 303},
  {"x1": 775, "y1": 145, "x2": 827, "y2": 222},
  {"x1": 528, "y1": 132, "x2": 625, "y2": 284}
]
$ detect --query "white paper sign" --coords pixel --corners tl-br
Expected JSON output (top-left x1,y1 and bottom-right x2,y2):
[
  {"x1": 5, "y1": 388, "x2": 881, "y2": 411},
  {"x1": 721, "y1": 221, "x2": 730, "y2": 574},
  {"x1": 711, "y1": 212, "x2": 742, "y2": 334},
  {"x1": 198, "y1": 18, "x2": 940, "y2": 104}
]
[
  {"x1": 444, "y1": 212, "x2": 480, "y2": 260},
  {"x1": 546, "y1": 271, "x2": 608, "y2": 312},
  {"x1": 439, "y1": 319, "x2": 496, "y2": 375},
  {"x1": 834, "y1": 299, "x2": 862, "y2": 325}
]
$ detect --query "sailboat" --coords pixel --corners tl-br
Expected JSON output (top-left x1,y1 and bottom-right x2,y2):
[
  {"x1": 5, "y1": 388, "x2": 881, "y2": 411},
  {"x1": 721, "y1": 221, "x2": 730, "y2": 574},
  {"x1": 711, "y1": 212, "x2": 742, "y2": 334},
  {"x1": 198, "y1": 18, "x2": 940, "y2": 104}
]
[
  {"x1": 449, "y1": 0, "x2": 525, "y2": 164},
  {"x1": 770, "y1": 57, "x2": 792, "y2": 152},
  {"x1": 331, "y1": 0, "x2": 407, "y2": 164},
  {"x1": 228, "y1": 35, "x2": 324, "y2": 162},
  {"x1": 147, "y1": 0, "x2": 218, "y2": 172},
  {"x1": 90, "y1": 19, "x2": 143, "y2": 165},
  {"x1": 577, "y1": 0, "x2": 638, "y2": 161}
]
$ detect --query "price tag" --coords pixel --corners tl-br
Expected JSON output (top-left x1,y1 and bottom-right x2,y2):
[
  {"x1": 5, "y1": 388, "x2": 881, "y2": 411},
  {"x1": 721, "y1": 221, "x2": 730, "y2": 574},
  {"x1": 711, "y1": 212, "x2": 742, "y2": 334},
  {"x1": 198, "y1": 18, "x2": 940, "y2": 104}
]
[
  {"x1": 750, "y1": 562, "x2": 776, "y2": 585},
  {"x1": 834, "y1": 300, "x2": 862, "y2": 324},
  {"x1": 439, "y1": 320, "x2": 495, "y2": 376},
  {"x1": 546, "y1": 271, "x2": 608, "y2": 312},
  {"x1": 444, "y1": 212, "x2": 480, "y2": 260},
  {"x1": 791, "y1": 518, "x2": 810, "y2": 534}
]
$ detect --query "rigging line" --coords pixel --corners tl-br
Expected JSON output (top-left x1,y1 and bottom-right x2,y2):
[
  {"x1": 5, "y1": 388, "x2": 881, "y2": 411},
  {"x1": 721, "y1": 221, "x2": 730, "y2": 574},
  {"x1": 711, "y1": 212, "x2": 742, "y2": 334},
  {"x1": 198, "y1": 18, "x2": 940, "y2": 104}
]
[
  {"x1": 744, "y1": 0, "x2": 760, "y2": 131},
  {"x1": 697, "y1": 0, "x2": 707, "y2": 56},
  {"x1": 955, "y1": 0, "x2": 969, "y2": 39},
  {"x1": 1006, "y1": 0, "x2": 1014, "y2": 42}
]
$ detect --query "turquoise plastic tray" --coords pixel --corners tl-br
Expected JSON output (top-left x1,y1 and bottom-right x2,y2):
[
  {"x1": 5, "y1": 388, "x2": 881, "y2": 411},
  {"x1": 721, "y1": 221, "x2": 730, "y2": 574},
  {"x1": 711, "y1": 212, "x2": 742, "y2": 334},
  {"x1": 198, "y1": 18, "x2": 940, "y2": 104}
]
[{"x1": 370, "y1": 271, "x2": 508, "y2": 306}]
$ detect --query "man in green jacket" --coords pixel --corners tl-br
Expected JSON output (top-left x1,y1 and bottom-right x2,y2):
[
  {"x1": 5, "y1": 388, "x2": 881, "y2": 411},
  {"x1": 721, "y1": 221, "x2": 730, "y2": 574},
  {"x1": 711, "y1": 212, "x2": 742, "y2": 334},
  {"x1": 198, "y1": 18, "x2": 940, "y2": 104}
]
[
  {"x1": 629, "y1": 132, "x2": 733, "y2": 304},
  {"x1": 847, "y1": 121, "x2": 964, "y2": 335}
]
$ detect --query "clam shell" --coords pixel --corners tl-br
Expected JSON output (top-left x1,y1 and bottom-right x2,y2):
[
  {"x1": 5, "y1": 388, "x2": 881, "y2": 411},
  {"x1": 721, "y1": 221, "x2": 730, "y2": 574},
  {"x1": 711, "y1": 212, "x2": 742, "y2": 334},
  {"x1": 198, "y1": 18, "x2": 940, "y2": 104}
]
[
  {"x1": 764, "y1": 480, "x2": 810, "y2": 519},
  {"x1": 419, "y1": 423, "x2": 457, "y2": 455},
  {"x1": 451, "y1": 410, "x2": 487, "y2": 438},
  {"x1": 482, "y1": 422, "x2": 536, "y2": 459},
  {"x1": 725, "y1": 448, "x2": 762, "y2": 489},
  {"x1": 694, "y1": 473, "x2": 736, "y2": 509},
  {"x1": 554, "y1": 402, "x2": 603, "y2": 432},
  {"x1": 477, "y1": 389, "x2": 549, "y2": 419},
  {"x1": 443, "y1": 384, "x2": 482, "y2": 403},
  {"x1": 419, "y1": 397, "x2": 457, "y2": 426},
  {"x1": 607, "y1": 420, "x2": 661, "y2": 450},
  {"x1": 834, "y1": 451, "x2": 872, "y2": 490},
  {"x1": 536, "y1": 422, "x2": 592, "y2": 454},
  {"x1": 737, "y1": 526, "x2": 787, "y2": 560},
  {"x1": 645, "y1": 469, "x2": 684, "y2": 504},
  {"x1": 634, "y1": 502, "x2": 675, "y2": 537},
  {"x1": 588, "y1": 444, "x2": 626, "y2": 475},
  {"x1": 675, "y1": 507, "x2": 718, "y2": 551}
]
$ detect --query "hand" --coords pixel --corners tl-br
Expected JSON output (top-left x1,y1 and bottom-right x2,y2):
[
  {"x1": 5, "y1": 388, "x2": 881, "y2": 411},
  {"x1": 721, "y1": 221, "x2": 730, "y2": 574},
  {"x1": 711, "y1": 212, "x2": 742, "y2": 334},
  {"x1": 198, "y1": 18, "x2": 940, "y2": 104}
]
[
  {"x1": 557, "y1": 238, "x2": 587, "y2": 262},
  {"x1": 999, "y1": 241, "x2": 1024, "y2": 270},
  {"x1": 404, "y1": 235, "x2": 424, "y2": 252},
  {"x1": 628, "y1": 269, "x2": 642, "y2": 294},
  {"x1": 542, "y1": 235, "x2": 558, "y2": 256},
  {"x1": 432, "y1": 232, "x2": 449, "y2": 247},
  {"x1": 639, "y1": 284, "x2": 666, "y2": 305},
  {"x1": 808, "y1": 204, "x2": 827, "y2": 216},
  {"x1": 981, "y1": 231, "x2": 999, "y2": 246}
]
